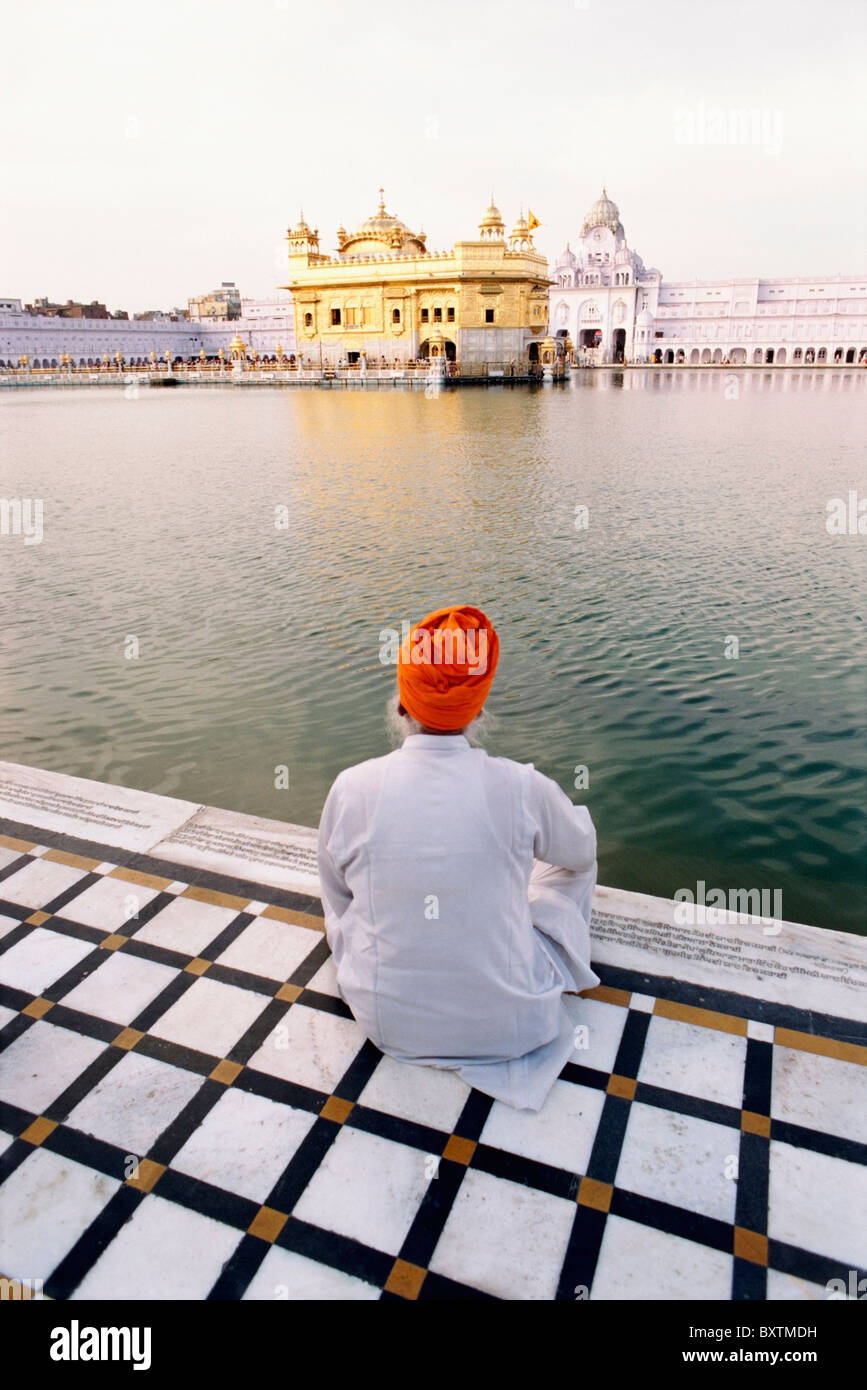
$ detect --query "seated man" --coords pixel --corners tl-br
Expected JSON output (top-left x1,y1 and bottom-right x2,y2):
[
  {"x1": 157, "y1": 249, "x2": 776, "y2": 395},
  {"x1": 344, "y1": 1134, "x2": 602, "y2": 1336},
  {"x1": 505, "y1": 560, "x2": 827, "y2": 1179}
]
[{"x1": 316, "y1": 604, "x2": 600, "y2": 1110}]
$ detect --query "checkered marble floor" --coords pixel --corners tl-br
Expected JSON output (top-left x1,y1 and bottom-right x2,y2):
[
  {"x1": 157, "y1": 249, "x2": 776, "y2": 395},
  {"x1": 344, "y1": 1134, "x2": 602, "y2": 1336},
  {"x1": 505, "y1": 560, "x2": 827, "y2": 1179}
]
[{"x1": 1, "y1": 825, "x2": 865, "y2": 1302}]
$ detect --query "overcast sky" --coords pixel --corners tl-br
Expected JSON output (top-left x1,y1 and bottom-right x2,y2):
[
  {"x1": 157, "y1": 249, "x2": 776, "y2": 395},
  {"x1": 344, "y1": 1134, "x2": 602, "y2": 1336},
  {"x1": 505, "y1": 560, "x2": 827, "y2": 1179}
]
[{"x1": 2, "y1": 0, "x2": 864, "y2": 312}]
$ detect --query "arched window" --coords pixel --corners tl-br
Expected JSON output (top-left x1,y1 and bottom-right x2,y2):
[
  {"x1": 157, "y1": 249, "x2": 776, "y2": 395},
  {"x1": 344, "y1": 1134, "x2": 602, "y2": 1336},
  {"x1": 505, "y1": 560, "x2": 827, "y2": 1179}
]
[
  {"x1": 304, "y1": 312, "x2": 312, "y2": 327},
  {"x1": 392, "y1": 308, "x2": 400, "y2": 324}
]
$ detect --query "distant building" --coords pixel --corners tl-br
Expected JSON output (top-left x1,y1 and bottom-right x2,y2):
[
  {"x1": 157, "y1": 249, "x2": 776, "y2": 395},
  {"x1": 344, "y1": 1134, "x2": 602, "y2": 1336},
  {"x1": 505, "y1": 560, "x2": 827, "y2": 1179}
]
[
  {"x1": 550, "y1": 189, "x2": 867, "y2": 366},
  {"x1": 24, "y1": 298, "x2": 110, "y2": 319},
  {"x1": 283, "y1": 190, "x2": 551, "y2": 366},
  {"x1": 188, "y1": 282, "x2": 242, "y2": 321},
  {"x1": 0, "y1": 293, "x2": 295, "y2": 367}
]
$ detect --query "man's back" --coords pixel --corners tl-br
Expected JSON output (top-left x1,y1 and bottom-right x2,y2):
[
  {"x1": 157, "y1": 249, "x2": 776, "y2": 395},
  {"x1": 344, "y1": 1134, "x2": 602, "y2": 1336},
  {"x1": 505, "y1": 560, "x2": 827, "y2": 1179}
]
[{"x1": 317, "y1": 733, "x2": 597, "y2": 1068}]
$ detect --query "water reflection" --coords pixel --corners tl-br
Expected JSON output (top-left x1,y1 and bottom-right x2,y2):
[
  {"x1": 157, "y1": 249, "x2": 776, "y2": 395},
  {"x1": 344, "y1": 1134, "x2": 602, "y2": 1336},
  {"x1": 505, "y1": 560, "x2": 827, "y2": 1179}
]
[{"x1": 1, "y1": 374, "x2": 864, "y2": 933}]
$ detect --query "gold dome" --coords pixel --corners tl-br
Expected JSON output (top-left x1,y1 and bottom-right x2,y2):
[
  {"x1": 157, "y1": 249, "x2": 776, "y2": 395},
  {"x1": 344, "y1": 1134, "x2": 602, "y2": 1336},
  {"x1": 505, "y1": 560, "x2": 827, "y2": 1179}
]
[{"x1": 340, "y1": 189, "x2": 426, "y2": 256}]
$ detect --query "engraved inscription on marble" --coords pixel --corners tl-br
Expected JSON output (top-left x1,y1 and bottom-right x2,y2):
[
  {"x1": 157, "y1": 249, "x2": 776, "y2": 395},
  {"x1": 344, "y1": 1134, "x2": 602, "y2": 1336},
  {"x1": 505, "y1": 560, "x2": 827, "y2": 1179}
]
[
  {"x1": 166, "y1": 822, "x2": 319, "y2": 875},
  {"x1": 590, "y1": 910, "x2": 865, "y2": 991},
  {"x1": 0, "y1": 776, "x2": 149, "y2": 831}
]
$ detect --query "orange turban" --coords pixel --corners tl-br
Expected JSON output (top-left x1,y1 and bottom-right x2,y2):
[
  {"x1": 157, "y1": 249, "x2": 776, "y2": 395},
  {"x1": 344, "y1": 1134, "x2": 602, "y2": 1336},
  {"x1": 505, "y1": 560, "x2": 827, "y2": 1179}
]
[{"x1": 397, "y1": 605, "x2": 499, "y2": 732}]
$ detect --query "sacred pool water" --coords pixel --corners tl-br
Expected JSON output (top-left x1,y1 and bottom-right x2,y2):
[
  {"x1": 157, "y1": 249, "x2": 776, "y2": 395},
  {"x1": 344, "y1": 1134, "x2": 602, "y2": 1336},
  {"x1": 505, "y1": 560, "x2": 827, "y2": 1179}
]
[{"x1": 1, "y1": 370, "x2": 864, "y2": 933}]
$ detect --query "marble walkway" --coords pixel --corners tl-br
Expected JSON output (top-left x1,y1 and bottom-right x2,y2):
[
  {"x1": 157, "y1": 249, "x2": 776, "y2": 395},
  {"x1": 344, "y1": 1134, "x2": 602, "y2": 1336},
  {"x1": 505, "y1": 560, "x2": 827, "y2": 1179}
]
[{"x1": 0, "y1": 762, "x2": 864, "y2": 1301}]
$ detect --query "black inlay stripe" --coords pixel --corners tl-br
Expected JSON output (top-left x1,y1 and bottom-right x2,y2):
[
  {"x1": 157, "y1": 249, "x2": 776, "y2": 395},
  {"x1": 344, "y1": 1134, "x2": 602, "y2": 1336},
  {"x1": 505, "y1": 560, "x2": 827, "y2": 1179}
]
[
  {"x1": 594, "y1": 962, "x2": 867, "y2": 1048},
  {"x1": 633, "y1": 1082, "x2": 742, "y2": 1131},
  {"x1": 558, "y1": 1205, "x2": 608, "y2": 1301},
  {"x1": 471, "y1": 1143, "x2": 579, "y2": 1202},
  {"x1": 732, "y1": 1258, "x2": 767, "y2": 1301},
  {"x1": 611, "y1": 1009, "x2": 650, "y2": 1078},
  {"x1": 152, "y1": 1166, "x2": 259, "y2": 1230},
  {"x1": 346, "y1": 1104, "x2": 452, "y2": 1156},
  {"x1": 207, "y1": 1233, "x2": 272, "y2": 1300},
  {"x1": 274, "y1": 1214, "x2": 393, "y2": 1289},
  {"x1": 610, "y1": 1188, "x2": 734, "y2": 1254},
  {"x1": 43, "y1": 1046, "x2": 128, "y2": 1123},
  {"x1": 417, "y1": 1269, "x2": 498, "y2": 1300},
  {"x1": 45, "y1": 1186, "x2": 145, "y2": 1300},
  {"x1": 770, "y1": 1120, "x2": 867, "y2": 1166},
  {"x1": 585, "y1": 1094, "x2": 632, "y2": 1185},
  {"x1": 0, "y1": 853, "x2": 33, "y2": 884},
  {"x1": 742, "y1": 1037, "x2": 773, "y2": 1115},
  {"x1": 42, "y1": 871, "x2": 102, "y2": 916},
  {"x1": 767, "y1": 1238, "x2": 867, "y2": 1289},
  {"x1": 398, "y1": 1157, "x2": 469, "y2": 1270}
]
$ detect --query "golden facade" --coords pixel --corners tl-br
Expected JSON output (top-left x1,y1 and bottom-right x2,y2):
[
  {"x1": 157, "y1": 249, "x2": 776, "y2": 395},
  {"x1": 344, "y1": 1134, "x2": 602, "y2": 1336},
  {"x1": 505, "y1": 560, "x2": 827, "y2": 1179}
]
[{"x1": 282, "y1": 191, "x2": 551, "y2": 366}]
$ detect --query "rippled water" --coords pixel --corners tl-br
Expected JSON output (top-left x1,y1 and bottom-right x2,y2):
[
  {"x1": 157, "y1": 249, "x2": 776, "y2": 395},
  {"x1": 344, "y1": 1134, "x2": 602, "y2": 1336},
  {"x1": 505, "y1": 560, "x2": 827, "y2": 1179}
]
[{"x1": 1, "y1": 371, "x2": 865, "y2": 933}]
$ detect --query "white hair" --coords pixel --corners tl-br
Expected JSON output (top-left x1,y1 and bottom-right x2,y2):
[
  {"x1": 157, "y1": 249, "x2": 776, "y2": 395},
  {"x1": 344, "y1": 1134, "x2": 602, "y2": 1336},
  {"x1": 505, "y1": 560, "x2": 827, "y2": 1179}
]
[{"x1": 386, "y1": 689, "x2": 494, "y2": 748}]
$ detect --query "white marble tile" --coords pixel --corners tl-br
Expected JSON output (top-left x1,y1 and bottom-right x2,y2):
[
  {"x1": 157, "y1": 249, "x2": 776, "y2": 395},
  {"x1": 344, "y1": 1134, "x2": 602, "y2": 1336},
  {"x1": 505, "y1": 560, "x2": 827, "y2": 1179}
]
[
  {"x1": 247, "y1": 1002, "x2": 366, "y2": 1094},
  {"x1": 765, "y1": 1269, "x2": 843, "y2": 1301},
  {"x1": 149, "y1": 977, "x2": 271, "y2": 1058},
  {"x1": 215, "y1": 918, "x2": 320, "y2": 981},
  {"x1": 0, "y1": 1021, "x2": 106, "y2": 1113},
  {"x1": 429, "y1": 1167, "x2": 576, "y2": 1299},
  {"x1": 0, "y1": 1129, "x2": 15, "y2": 1157},
  {"x1": 134, "y1": 895, "x2": 239, "y2": 957},
  {"x1": 768, "y1": 1140, "x2": 867, "y2": 1268},
  {"x1": 481, "y1": 1080, "x2": 606, "y2": 1174},
  {"x1": 0, "y1": 761, "x2": 200, "y2": 853},
  {"x1": 0, "y1": 858, "x2": 87, "y2": 909},
  {"x1": 71, "y1": 1193, "x2": 243, "y2": 1299},
  {"x1": 305, "y1": 956, "x2": 340, "y2": 997},
  {"x1": 638, "y1": 1015, "x2": 748, "y2": 1109},
  {"x1": 292, "y1": 1125, "x2": 430, "y2": 1256},
  {"x1": 61, "y1": 876, "x2": 158, "y2": 932},
  {"x1": 93, "y1": 862, "x2": 116, "y2": 875},
  {"x1": 242, "y1": 1246, "x2": 381, "y2": 1300},
  {"x1": 0, "y1": 1005, "x2": 16, "y2": 1030},
  {"x1": 616, "y1": 1103, "x2": 738, "y2": 1224},
  {"x1": 60, "y1": 952, "x2": 178, "y2": 1026},
  {"x1": 170, "y1": 1089, "x2": 316, "y2": 1203},
  {"x1": 0, "y1": 927, "x2": 95, "y2": 995},
  {"x1": 771, "y1": 1046, "x2": 867, "y2": 1145},
  {"x1": 0, "y1": 1147, "x2": 120, "y2": 1280},
  {"x1": 359, "y1": 1055, "x2": 470, "y2": 1133},
  {"x1": 590, "y1": 1214, "x2": 733, "y2": 1300},
  {"x1": 165, "y1": 881, "x2": 188, "y2": 895},
  {"x1": 628, "y1": 993, "x2": 656, "y2": 1013},
  {"x1": 65, "y1": 1052, "x2": 204, "y2": 1155},
  {"x1": 569, "y1": 996, "x2": 628, "y2": 1074},
  {"x1": 747, "y1": 1019, "x2": 775, "y2": 1043},
  {"x1": 0, "y1": 915, "x2": 21, "y2": 941},
  {"x1": 0, "y1": 846, "x2": 25, "y2": 869}
]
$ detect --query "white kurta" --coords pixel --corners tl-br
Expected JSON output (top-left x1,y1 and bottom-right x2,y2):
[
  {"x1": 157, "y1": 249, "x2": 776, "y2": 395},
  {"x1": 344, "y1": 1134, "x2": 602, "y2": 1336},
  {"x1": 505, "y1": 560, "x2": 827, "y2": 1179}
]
[{"x1": 316, "y1": 733, "x2": 600, "y2": 1111}]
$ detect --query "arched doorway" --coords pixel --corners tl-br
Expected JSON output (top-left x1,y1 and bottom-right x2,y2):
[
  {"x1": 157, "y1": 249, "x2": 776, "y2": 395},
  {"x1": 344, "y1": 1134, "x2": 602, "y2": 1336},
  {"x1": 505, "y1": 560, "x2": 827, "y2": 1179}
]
[
  {"x1": 766, "y1": 348, "x2": 775, "y2": 364},
  {"x1": 689, "y1": 349, "x2": 700, "y2": 364},
  {"x1": 776, "y1": 348, "x2": 787, "y2": 365},
  {"x1": 418, "y1": 338, "x2": 456, "y2": 361},
  {"x1": 613, "y1": 328, "x2": 626, "y2": 363},
  {"x1": 664, "y1": 348, "x2": 674, "y2": 364},
  {"x1": 652, "y1": 349, "x2": 662, "y2": 363},
  {"x1": 845, "y1": 348, "x2": 855, "y2": 363},
  {"x1": 753, "y1": 349, "x2": 763, "y2": 365}
]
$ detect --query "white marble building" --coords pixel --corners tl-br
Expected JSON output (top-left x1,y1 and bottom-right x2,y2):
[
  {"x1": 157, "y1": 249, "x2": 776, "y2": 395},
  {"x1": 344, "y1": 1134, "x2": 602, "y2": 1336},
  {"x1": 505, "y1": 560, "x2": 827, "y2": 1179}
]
[
  {"x1": 550, "y1": 191, "x2": 867, "y2": 366},
  {"x1": 0, "y1": 296, "x2": 296, "y2": 368}
]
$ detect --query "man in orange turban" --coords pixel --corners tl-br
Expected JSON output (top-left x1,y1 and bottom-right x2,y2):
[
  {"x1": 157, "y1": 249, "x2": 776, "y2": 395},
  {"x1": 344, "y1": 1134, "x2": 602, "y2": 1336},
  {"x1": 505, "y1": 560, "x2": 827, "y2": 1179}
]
[{"x1": 317, "y1": 603, "x2": 599, "y2": 1111}]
